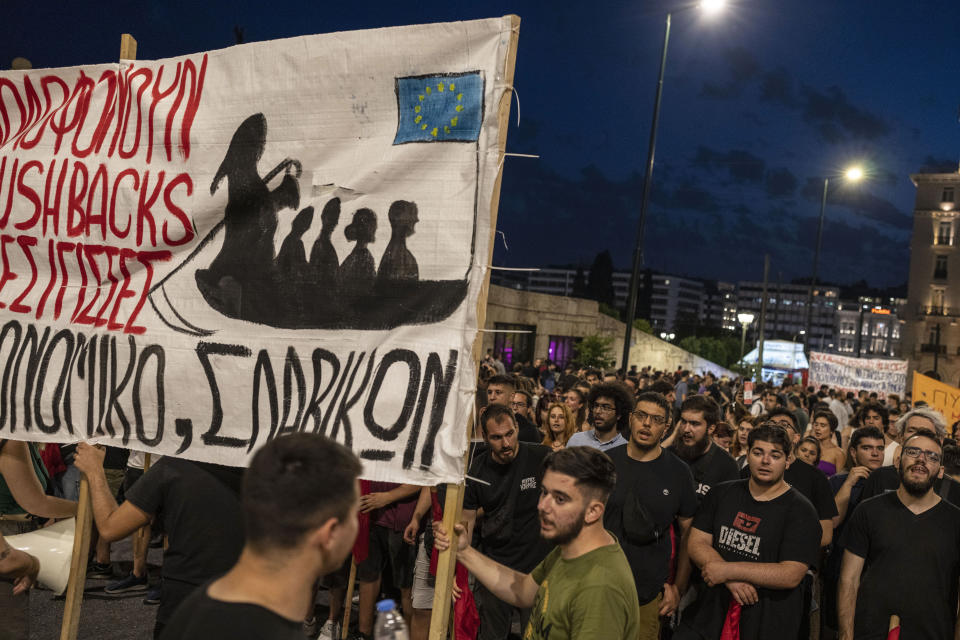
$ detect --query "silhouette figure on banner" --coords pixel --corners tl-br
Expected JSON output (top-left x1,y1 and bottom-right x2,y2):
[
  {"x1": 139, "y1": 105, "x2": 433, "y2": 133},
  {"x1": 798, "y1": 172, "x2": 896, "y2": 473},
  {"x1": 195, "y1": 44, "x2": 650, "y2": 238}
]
[{"x1": 175, "y1": 112, "x2": 469, "y2": 331}]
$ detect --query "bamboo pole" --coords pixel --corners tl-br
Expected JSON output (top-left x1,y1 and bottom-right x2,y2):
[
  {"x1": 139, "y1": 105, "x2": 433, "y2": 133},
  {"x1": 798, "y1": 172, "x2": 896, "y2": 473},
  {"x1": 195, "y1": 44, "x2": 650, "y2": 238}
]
[{"x1": 428, "y1": 15, "x2": 521, "y2": 640}]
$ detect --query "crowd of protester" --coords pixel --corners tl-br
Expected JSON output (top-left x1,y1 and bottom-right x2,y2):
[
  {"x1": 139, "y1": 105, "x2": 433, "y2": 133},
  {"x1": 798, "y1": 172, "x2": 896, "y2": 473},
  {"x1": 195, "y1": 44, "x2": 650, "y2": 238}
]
[{"x1": 2, "y1": 350, "x2": 960, "y2": 640}]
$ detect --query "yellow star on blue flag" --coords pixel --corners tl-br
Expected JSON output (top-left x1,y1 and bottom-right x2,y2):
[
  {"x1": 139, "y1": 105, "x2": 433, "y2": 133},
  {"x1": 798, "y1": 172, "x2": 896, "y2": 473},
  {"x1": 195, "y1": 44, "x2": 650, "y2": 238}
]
[{"x1": 394, "y1": 72, "x2": 483, "y2": 144}]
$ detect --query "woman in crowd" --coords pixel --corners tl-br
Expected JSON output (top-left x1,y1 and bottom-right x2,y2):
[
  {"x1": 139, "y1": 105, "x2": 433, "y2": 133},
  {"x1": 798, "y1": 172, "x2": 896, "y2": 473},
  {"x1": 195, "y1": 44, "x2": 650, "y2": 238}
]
[
  {"x1": 0, "y1": 439, "x2": 78, "y2": 639},
  {"x1": 796, "y1": 436, "x2": 822, "y2": 468},
  {"x1": 541, "y1": 403, "x2": 577, "y2": 451},
  {"x1": 730, "y1": 415, "x2": 757, "y2": 469},
  {"x1": 563, "y1": 387, "x2": 589, "y2": 431},
  {"x1": 535, "y1": 394, "x2": 553, "y2": 438},
  {"x1": 712, "y1": 421, "x2": 734, "y2": 451},
  {"x1": 810, "y1": 409, "x2": 846, "y2": 476}
]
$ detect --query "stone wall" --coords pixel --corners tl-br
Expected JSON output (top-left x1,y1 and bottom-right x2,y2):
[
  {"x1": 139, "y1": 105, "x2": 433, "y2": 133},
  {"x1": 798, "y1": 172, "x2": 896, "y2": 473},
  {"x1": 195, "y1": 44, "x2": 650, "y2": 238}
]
[{"x1": 484, "y1": 285, "x2": 736, "y2": 377}]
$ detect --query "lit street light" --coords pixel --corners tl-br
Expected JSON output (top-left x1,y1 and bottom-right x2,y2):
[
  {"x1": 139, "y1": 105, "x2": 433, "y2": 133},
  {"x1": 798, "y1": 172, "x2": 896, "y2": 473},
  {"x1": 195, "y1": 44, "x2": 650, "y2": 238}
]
[
  {"x1": 803, "y1": 165, "x2": 864, "y2": 354},
  {"x1": 660, "y1": 332, "x2": 676, "y2": 342},
  {"x1": 620, "y1": 2, "x2": 727, "y2": 372}
]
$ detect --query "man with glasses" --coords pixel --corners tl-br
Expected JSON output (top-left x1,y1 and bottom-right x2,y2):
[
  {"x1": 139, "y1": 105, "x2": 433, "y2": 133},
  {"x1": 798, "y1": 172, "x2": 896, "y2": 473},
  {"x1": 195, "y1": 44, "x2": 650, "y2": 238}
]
[
  {"x1": 838, "y1": 428, "x2": 960, "y2": 640},
  {"x1": 860, "y1": 407, "x2": 960, "y2": 505},
  {"x1": 510, "y1": 390, "x2": 542, "y2": 443},
  {"x1": 566, "y1": 383, "x2": 633, "y2": 451},
  {"x1": 462, "y1": 404, "x2": 552, "y2": 640},
  {"x1": 604, "y1": 391, "x2": 698, "y2": 638}
]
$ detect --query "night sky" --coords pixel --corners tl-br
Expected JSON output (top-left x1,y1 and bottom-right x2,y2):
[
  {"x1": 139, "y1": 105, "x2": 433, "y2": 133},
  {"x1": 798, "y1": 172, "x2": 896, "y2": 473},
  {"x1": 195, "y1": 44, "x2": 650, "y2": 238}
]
[{"x1": 4, "y1": 0, "x2": 958, "y2": 289}]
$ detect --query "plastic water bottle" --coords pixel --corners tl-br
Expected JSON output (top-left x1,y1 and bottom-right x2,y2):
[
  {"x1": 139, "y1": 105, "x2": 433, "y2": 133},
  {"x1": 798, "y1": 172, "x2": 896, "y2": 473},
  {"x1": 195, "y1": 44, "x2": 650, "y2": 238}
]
[{"x1": 374, "y1": 599, "x2": 409, "y2": 640}]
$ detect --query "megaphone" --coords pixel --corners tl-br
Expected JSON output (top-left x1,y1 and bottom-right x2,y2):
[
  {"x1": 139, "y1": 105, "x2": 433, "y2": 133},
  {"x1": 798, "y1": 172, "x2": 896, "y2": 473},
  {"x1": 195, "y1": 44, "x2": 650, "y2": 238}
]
[{"x1": 7, "y1": 518, "x2": 75, "y2": 595}]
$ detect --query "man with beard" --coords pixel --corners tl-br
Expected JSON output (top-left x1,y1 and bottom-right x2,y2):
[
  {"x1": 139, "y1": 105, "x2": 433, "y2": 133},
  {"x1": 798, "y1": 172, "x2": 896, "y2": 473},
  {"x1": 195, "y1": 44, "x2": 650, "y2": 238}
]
[
  {"x1": 604, "y1": 391, "x2": 698, "y2": 638},
  {"x1": 860, "y1": 407, "x2": 960, "y2": 504},
  {"x1": 669, "y1": 395, "x2": 740, "y2": 504},
  {"x1": 434, "y1": 447, "x2": 640, "y2": 640},
  {"x1": 567, "y1": 383, "x2": 633, "y2": 451},
  {"x1": 674, "y1": 423, "x2": 820, "y2": 640},
  {"x1": 461, "y1": 404, "x2": 552, "y2": 640},
  {"x1": 838, "y1": 428, "x2": 960, "y2": 640}
]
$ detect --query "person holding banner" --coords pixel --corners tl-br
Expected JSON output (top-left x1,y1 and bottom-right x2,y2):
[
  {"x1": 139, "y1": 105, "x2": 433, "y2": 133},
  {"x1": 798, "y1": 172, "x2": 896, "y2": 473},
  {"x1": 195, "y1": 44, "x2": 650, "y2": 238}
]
[
  {"x1": 434, "y1": 446, "x2": 641, "y2": 640},
  {"x1": 838, "y1": 428, "x2": 960, "y2": 640},
  {"x1": 0, "y1": 439, "x2": 78, "y2": 640},
  {"x1": 74, "y1": 443, "x2": 245, "y2": 639},
  {"x1": 160, "y1": 434, "x2": 362, "y2": 640}
]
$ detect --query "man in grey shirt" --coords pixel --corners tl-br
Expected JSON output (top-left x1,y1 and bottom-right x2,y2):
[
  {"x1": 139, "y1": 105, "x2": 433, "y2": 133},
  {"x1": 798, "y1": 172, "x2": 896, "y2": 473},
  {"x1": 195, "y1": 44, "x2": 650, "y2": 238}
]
[{"x1": 567, "y1": 382, "x2": 635, "y2": 451}]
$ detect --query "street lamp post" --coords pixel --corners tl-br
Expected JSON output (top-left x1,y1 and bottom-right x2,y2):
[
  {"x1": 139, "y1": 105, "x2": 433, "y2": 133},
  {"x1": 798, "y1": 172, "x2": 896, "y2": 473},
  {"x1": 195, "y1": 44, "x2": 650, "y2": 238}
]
[
  {"x1": 738, "y1": 312, "x2": 755, "y2": 366},
  {"x1": 620, "y1": 1, "x2": 726, "y2": 373},
  {"x1": 803, "y1": 166, "x2": 864, "y2": 355}
]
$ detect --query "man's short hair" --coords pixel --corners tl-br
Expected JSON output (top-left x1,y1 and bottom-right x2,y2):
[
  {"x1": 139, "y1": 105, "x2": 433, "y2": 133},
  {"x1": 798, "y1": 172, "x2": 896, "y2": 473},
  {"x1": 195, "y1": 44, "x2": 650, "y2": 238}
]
[
  {"x1": 746, "y1": 422, "x2": 793, "y2": 455},
  {"x1": 513, "y1": 389, "x2": 533, "y2": 407},
  {"x1": 943, "y1": 443, "x2": 960, "y2": 477},
  {"x1": 849, "y1": 426, "x2": 884, "y2": 451},
  {"x1": 857, "y1": 401, "x2": 889, "y2": 428},
  {"x1": 588, "y1": 382, "x2": 637, "y2": 432},
  {"x1": 487, "y1": 374, "x2": 516, "y2": 391},
  {"x1": 896, "y1": 407, "x2": 947, "y2": 441},
  {"x1": 541, "y1": 446, "x2": 616, "y2": 503},
  {"x1": 243, "y1": 434, "x2": 362, "y2": 551},
  {"x1": 584, "y1": 368, "x2": 602, "y2": 379},
  {"x1": 903, "y1": 427, "x2": 943, "y2": 451},
  {"x1": 680, "y1": 394, "x2": 721, "y2": 426},
  {"x1": 480, "y1": 403, "x2": 517, "y2": 435},
  {"x1": 766, "y1": 407, "x2": 800, "y2": 435},
  {"x1": 649, "y1": 380, "x2": 674, "y2": 396},
  {"x1": 635, "y1": 391, "x2": 672, "y2": 424}
]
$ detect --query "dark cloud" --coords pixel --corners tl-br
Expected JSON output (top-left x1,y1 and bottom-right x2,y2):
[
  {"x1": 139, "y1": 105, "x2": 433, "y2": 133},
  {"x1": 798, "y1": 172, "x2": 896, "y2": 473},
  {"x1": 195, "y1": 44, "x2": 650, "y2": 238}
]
[
  {"x1": 918, "y1": 156, "x2": 957, "y2": 173},
  {"x1": 670, "y1": 183, "x2": 721, "y2": 212},
  {"x1": 759, "y1": 67, "x2": 797, "y2": 107},
  {"x1": 800, "y1": 177, "x2": 910, "y2": 230},
  {"x1": 766, "y1": 167, "x2": 797, "y2": 198},
  {"x1": 693, "y1": 146, "x2": 766, "y2": 183},
  {"x1": 799, "y1": 84, "x2": 891, "y2": 142},
  {"x1": 700, "y1": 47, "x2": 761, "y2": 99}
]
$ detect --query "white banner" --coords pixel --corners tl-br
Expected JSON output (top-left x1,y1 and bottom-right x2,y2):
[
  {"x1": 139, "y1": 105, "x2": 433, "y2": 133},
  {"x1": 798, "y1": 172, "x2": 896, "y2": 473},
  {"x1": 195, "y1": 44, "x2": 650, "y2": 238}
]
[
  {"x1": 0, "y1": 17, "x2": 517, "y2": 483},
  {"x1": 808, "y1": 351, "x2": 907, "y2": 397}
]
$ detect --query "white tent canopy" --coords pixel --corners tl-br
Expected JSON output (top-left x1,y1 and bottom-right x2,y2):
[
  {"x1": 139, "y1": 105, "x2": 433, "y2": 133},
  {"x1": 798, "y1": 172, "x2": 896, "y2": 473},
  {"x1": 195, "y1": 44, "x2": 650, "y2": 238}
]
[{"x1": 742, "y1": 340, "x2": 808, "y2": 370}]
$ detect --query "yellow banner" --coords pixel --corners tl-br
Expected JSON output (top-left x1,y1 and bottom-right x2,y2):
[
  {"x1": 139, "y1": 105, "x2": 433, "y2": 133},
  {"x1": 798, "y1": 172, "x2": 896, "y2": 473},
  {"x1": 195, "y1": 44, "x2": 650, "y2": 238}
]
[{"x1": 912, "y1": 372, "x2": 960, "y2": 425}]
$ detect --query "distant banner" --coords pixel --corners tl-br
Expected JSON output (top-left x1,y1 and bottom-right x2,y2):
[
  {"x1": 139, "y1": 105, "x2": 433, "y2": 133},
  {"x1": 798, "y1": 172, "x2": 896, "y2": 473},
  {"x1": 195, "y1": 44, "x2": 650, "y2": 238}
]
[
  {"x1": 0, "y1": 17, "x2": 518, "y2": 483},
  {"x1": 912, "y1": 372, "x2": 960, "y2": 424},
  {"x1": 808, "y1": 352, "x2": 907, "y2": 397}
]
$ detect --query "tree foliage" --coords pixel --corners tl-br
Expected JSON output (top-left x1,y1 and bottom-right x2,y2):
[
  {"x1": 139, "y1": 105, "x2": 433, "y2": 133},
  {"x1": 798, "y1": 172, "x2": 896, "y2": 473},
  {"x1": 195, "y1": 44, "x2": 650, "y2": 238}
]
[
  {"x1": 573, "y1": 334, "x2": 616, "y2": 369},
  {"x1": 677, "y1": 335, "x2": 743, "y2": 368},
  {"x1": 586, "y1": 250, "x2": 616, "y2": 308}
]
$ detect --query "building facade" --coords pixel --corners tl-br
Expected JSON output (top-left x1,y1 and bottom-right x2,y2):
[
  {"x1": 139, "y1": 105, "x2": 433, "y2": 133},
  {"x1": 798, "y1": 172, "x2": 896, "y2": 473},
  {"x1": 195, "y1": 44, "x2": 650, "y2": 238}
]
[
  {"x1": 834, "y1": 300, "x2": 902, "y2": 357},
  {"x1": 735, "y1": 281, "x2": 839, "y2": 349},
  {"x1": 903, "y1": 171, "x2": 960, "y2": 383}
]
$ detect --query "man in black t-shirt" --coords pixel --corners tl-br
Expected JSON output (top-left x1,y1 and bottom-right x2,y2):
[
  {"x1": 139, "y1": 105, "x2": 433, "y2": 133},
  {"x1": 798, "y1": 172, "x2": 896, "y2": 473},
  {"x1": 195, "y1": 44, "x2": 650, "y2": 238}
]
[
  {"x1": 604, "y1": 391, "x2": 698, "y2": 639},
  {"x1": 464, "y1": 404, "x2": 552, "y2": 640},
  {"x1": 838, "y1": 428, "x2": 960, "y2": 640},
  {"x1": 675, "y1": 423, "x2": 820, "y2": 640},
  {"x1": 75, "y1": 444, "x2": 246, "y2": 639},
  {"x1": 669, "y1": 395, "x2": 740, "y2": 504},
  {"x1": 160, "y1": 434, "x2": 362, "y2": 640}
]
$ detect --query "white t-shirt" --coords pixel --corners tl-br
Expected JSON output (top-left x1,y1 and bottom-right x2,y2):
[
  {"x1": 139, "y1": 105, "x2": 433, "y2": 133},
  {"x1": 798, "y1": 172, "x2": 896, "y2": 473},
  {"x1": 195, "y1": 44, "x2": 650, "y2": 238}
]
[{"x1": 882, "y1": 440, "x2": 899, "y2": 466}]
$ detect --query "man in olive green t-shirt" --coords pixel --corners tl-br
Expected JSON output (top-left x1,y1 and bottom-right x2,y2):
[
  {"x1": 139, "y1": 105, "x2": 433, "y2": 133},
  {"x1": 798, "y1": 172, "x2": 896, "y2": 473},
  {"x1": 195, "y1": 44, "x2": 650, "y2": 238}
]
[{"x1": 435, "y1": 447, "x2": 640, "y2": 640}]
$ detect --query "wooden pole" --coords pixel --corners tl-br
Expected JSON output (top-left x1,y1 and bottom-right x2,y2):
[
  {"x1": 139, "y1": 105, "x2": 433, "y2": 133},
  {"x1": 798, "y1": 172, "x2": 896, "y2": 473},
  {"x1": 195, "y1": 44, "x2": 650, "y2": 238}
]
[
  {"x1": 59, "y1": 477, "x2": 93, "y2": 640},
  {"x1": 60, "y1": 34, "x2": 140, "y2": 640},
  {"x1": 428, "y1": 15, "x2": 521, "y2": 640},
  {"x1": 340, "y1": 559, "x2": 357, "y2": 640}
]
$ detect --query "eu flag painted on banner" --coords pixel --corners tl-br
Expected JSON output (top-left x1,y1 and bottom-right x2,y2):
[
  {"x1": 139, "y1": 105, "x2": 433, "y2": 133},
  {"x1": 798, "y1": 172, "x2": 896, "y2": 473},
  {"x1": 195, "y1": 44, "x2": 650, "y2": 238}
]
[{"x1": 394, "y1": 72, "x2": 483, "y2": 144}]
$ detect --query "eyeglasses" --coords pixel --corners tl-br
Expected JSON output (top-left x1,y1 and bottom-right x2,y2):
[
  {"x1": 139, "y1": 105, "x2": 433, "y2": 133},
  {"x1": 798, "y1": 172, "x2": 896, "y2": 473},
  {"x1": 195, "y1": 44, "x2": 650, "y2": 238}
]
[
  {"x1": 591, "y1": 403, "x2": 616, "y2": 414},
  {"x1": 902, "y1": 446, "x2": 942, "y2": 464},
  {"x1": 509, "y1": 401, "x2": 528, "y2": 410},
  {"x1": 631, "y1": 410, "x2": 667, "y2": 426}
]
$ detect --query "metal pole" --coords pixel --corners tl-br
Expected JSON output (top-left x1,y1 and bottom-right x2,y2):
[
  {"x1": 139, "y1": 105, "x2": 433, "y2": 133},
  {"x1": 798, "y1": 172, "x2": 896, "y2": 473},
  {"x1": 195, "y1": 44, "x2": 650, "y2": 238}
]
[
  {"x1": 804, "y1": 178, "x2": 829, "y2": 355},
  {"x1": 856, "y1": 305, "x2": 865, "y2": 358},
  {"x1": 621, "y1": 12, "x2": 671, "y2": 372},
  {"x1": 758, "y1": 254, "x2": 770, "y2": 381},
  {"x1": 740, "y1": 323, "x2": 748, "y2": 364}
]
